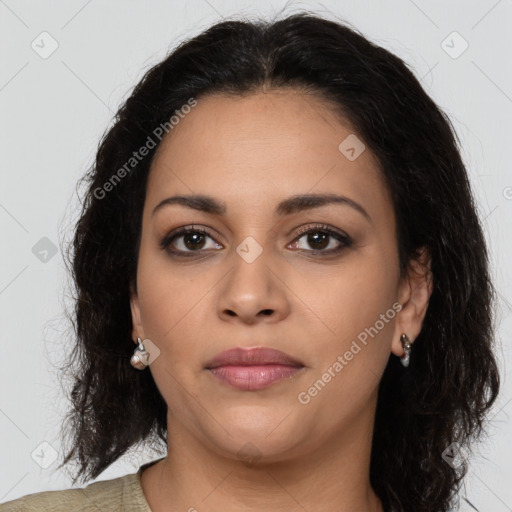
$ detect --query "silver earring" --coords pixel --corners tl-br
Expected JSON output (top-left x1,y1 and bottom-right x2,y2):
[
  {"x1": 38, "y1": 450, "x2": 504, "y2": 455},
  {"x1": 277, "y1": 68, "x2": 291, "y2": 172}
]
[
  {"x1": 130, "y1": 337, "x2": 149, "y2": 370},
  {"x1": 400, "y1": 333, "x2": 412, "y2": 367}
]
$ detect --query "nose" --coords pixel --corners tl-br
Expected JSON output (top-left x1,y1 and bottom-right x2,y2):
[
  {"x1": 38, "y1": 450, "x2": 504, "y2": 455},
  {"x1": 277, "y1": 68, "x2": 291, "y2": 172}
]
[{"x1": 216, "y1": 248, "x2": 291, "y2": 325}]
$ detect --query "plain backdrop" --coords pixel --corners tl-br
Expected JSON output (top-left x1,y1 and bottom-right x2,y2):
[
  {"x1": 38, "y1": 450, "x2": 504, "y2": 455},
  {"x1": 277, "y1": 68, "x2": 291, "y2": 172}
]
[{"x1": 1, "y1": 0, "x2": 511, "y2": 509}]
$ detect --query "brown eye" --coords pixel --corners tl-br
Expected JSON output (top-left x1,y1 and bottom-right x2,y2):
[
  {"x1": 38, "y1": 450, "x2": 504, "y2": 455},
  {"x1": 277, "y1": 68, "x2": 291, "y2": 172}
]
[
  {"x1": 182, "y1": 232, "x2": 207, "y2": 250},
  {"x1": 289, "y1": 224, "x2": 352, "y2": 255},
  {"x1": 160, "y1": 227, "x2": 223, "y2": 256},
  {"x1": 305, "y1": 232, "x2": 329, "y2": 250}
]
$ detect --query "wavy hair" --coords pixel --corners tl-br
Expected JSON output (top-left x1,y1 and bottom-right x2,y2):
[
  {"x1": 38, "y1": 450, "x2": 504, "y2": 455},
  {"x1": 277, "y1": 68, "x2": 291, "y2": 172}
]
[{"x1": 57, "y1": 12, "x2": 500, "y2": 512}]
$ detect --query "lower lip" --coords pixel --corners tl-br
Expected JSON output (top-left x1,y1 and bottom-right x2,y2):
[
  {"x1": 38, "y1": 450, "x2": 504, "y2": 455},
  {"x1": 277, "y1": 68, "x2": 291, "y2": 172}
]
[{"x1": 207, "y1": 364, "x2": 304, "y2": 391}]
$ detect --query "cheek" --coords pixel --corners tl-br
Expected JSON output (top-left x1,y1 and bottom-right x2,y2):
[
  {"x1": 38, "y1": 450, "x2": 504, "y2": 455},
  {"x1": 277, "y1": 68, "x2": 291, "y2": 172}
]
[
  {"x1": 312, "y1": 255, "x2": 396, "y2": 334},
  {"x1": 135, "y1": 242, "x2": 188, "y2": 343},
  {"x1": 135, "y1": 241, "x2": 216, "y2": 369},
  {"x1": 306, "y1": 249, "x2": 398, "y2": 380},
  {"x1": 295, "y1": 261, "x2": 397, "y2": 429}
]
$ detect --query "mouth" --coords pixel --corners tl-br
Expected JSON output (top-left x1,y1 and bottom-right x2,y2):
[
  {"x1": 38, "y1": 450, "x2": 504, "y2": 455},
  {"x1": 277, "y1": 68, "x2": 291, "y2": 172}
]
[{"x1": 205, "y1": 346, "x2": 305, "y2": 391}]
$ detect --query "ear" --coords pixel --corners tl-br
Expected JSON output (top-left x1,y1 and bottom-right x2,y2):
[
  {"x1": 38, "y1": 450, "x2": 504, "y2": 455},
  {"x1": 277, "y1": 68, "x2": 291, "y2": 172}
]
[
  {"x1": 130, "y1": 281, "x2": 145, "y2": 344},
  {"x1": 391, "y1": 247, "x2": 433, "y2": 358}
]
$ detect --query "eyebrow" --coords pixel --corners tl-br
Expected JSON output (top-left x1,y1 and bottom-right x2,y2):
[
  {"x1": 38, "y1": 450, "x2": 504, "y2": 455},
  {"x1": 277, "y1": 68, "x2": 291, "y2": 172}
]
[{"x1": 152, "y1": 193, "x2": 371, "y2": 222}]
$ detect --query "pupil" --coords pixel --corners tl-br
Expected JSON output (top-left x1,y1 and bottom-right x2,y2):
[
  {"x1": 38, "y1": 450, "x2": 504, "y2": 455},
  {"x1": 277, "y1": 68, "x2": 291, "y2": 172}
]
[
  {"x1": 184, "y1": 233, "x2": 205, "y2": 250},
  {"x1": 308, "y1": 232, "x2": 328, "y2": 250}
]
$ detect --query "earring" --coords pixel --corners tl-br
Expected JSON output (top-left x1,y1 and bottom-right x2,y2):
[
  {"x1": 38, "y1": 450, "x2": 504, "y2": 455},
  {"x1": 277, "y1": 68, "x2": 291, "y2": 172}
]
[
  {"x1": 400, "y1": 333, "x2": 412, "y2": 367},
  {"x1": 130, "y1": 337, "x2": 149, "y2": 370}
]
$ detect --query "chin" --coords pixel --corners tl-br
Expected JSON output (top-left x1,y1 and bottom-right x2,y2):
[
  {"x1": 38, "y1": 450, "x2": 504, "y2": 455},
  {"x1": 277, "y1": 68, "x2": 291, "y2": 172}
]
[{"x1": 201, "y1": 423, "x2": 306, "y2": 465}]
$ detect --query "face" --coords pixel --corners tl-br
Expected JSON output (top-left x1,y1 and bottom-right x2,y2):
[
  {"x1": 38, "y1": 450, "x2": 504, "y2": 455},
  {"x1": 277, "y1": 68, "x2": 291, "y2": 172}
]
[{"x1": 130, "y1": 89, "x2": 425, "y2": 464}]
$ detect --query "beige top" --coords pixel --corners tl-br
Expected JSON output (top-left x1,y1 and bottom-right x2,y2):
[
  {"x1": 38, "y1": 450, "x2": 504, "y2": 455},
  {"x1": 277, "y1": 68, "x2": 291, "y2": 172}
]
[{"x1": 0, "y1": 457, "x2": 165, "y2": 511}]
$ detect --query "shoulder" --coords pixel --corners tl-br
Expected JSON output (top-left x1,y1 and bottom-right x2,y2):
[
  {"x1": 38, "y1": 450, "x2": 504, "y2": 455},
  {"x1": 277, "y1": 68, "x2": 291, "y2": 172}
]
[{"x1": 0, "y1": 472, "x2": 142, "y2": 512}]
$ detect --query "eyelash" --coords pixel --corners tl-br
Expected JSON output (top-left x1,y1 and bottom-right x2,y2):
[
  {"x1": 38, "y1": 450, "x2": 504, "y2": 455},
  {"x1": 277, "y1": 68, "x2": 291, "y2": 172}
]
[{"x1": 159, "y1": 223, "x2": 352, "y2": 258}]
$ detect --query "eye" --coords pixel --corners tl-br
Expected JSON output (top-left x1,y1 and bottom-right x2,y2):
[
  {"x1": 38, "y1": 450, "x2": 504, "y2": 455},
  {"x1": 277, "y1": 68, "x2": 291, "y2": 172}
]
[
  {"x1": 159, "y1": 226, "x2": 222, "y2": 257},
  {"x1": 288, "y1": 224, "x2": 352, "y2": 255}
]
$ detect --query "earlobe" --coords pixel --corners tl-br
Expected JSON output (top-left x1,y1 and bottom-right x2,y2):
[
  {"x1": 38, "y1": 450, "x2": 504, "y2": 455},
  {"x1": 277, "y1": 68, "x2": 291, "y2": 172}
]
[{"x1": 391, "y1": 247, "x2": 433, "y2": 359}]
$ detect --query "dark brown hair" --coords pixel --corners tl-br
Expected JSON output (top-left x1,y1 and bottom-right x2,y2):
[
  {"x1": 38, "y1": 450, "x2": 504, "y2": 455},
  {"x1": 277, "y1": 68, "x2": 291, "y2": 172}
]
[{"x1": 57, "y1": 12, "x2": 500, "y2": 512}]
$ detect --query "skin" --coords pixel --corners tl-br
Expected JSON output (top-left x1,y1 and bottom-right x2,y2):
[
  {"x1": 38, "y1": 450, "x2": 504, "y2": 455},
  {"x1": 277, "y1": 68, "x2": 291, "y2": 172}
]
[{"x1": 130, "y1": 88, "x2": 433, "y2": 512}]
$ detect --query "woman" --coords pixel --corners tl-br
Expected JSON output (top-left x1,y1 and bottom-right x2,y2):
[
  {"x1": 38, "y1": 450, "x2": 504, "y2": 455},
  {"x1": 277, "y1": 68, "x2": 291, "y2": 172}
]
[{"x1": 2, "y1": 11, "x2": 499, "y2": 512}]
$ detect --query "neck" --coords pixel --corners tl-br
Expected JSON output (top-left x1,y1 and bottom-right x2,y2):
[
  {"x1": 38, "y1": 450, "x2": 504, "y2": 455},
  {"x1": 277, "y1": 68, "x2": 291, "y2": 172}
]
[{"x1": 141, "y1": 401, "x2": 383, "y2": 512}]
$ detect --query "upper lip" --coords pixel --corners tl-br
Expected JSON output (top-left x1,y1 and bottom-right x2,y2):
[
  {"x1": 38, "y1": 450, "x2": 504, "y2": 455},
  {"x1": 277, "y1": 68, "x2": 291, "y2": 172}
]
[{"x1": 205, "y1": 347, "x2": 304, "y2": 369}]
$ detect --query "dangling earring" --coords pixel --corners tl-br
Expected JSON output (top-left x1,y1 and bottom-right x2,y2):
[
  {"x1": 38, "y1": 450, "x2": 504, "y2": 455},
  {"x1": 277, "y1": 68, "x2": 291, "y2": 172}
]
[
  {"x1": 130, "y1": 337, "x2": 149, "y2": 370},
  {"x1": 400, "y1": 333, "x2": 412, "y2": 367}
]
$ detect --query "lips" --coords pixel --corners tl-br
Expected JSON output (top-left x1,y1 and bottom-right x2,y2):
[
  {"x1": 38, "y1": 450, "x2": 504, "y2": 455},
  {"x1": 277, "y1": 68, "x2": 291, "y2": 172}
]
[
  {"x1": 205, "y1": 347, "x2": 305, "y2": 391},
  {"x1": 204, "y1": 346, "x2": 304, "y2": 369}
]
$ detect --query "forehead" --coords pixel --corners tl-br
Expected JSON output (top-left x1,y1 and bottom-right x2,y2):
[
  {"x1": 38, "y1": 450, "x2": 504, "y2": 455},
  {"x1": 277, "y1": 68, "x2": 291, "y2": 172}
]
[{"x1": 145, "y1": 89, "x2": 391, "y2": 220}]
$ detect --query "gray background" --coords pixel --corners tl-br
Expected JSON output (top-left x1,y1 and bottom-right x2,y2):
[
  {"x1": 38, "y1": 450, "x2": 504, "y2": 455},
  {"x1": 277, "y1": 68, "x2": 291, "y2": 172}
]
[{"x1": 1, "y1": 0, "x2": 511, "y2": 509}]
